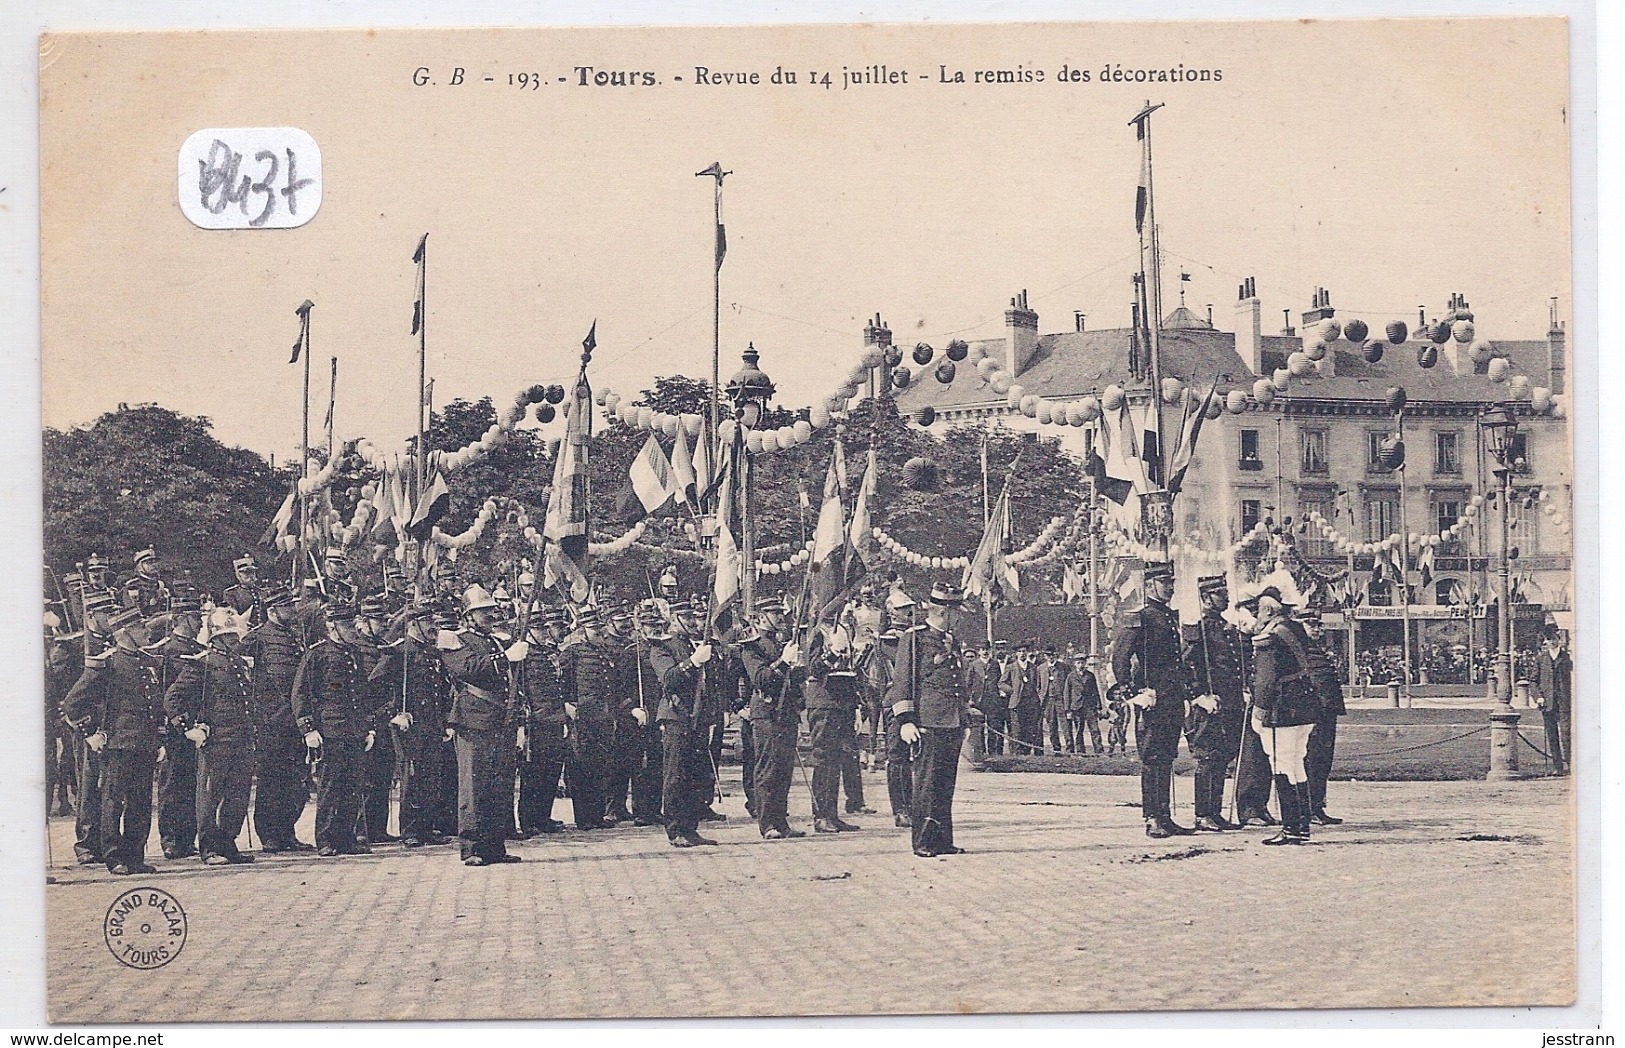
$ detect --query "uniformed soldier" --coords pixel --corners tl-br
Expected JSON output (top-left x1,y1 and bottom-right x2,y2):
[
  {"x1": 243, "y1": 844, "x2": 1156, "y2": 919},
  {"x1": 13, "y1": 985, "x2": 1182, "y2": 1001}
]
[
  {"x1": 733, "y1": 600, "x2": 806, "y2": 840},
  {"x1": 621, "y1": 602, "x2": 667, "y2": 826},
  {"x1": 1298, "y1": 607, "x2": 1347, "y2": 826},
  {"x1": 649, "y1": 605, "x2": 718, "y2": 848},
  {"x1": 294, "y1": 578, "x2": 329, "y2": 648},
  {"x1": 805, "y1": 619, "x2": 864, "y2": 833},
  {"x1": 84, "y1": 553, "x2": 112, "y2": 595},
  {"x1": 120, "y1": 548, "x2": 172, "y2": 616},
  {"x1": 601, "y1": 608, "x2": 640, "y2": 824},
  {"x1": 1111, "y1": 561, "x2": 1198, "y2": 839},
  {"x1": 292, "y1": 602, "x2": 388, "y2": 856},
  {"x1": 61, "y1": 607, "x2": 166, "y2": 875},
  {"x1": 1181, "y1": 574, "x2": 1247, "y2": 832},
  {"x1": 323, "y1": 548, "x2": 359, "y2": 604},
  {"x1": 354, "y1": 594, "x2": 399, "y2": 845},
  {"x1": 165, "y1": 607, "x2": 258, "y2": 864},
  {"x1": 879, "y1": 623, "x2": 914, "y2": 828},
  {"x1": 849, "y1": 587, "x2": 886, "y2": 765},
  {"x1": 558, "y1": 604, "x2": 620, "y2": 830},
  {"x1": 154, "y1": 594, "x2": 205, "y2": 859},
  {"x1": 241, "y1": 584, "x2": 313, "y2": 852},
  {"x1": 222, "y1": 555, "x2": 266, "y2": 627},
  {"x1": 885, "y1": 582, "x2": 970, "y2": 858},
  {"x1": 44, "y1": 611, "x2": 81, "y2": 818},
  {"x1": 514, "y1": 605, "x2": 568, "y2": 836},
  {"x1": 368, "y1": 602, "x2": 453, "y2": 848},
  {"x1": 65, "y1": 590, "x2": 117, "y2": 864},
  {"x1": 440, "y1": 585, "x2": 526, "y2": 866}
]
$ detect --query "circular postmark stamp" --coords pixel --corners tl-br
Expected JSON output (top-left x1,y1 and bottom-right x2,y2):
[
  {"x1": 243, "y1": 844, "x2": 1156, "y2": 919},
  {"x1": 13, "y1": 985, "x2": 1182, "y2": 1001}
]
[{"x1": 104, "y1": 888, "x2": 187, "y2": 970}]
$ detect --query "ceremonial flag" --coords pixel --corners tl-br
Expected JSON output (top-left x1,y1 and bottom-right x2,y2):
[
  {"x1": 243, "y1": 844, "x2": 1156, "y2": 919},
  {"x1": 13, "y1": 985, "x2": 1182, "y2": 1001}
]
[
  {"x1": 1417, "y1": 541, "x2": 1436, "y2": 589},
  {"x1": 1088, "y1": 417, "x2": 1133, "y2": 506},
  {"x1": 670, "y1": 427, "x2": 696, "y2": 504},
  {"x1": 423, "y1": 377, "x2": 434, "y2": 408},
  {"x1": 811, "y1": 452, "x2": 846, "y2": 567},
  {"x1": 290, "y1": 300, "x2": 312, "y2": 364},
  {"x1": 711, "y1": 440, "x2": 742, "y2": 622},
  {"x1": 962, "y1": 480, "x2": 1019, "y2": 603},
  {"x1": 544, "y1": 375, "x2": 592, "y2": 601},
  {"x1": 322, "y1": 356, "x2": 338, "y2": 434},
  {"x1": 410, "y1": 235, "x2": 427, "y2": 335},
  {"x1": 406, "y1": 468, "x2": 449, "y2": 541},
  {"x1": 1167, "y1": 378, "x2": 1220, "y2": 495},
  {"x1": 628, "y1": 434, "x2": 677, "y2": 517},
  {"x1": 1134, "y1": 132, "x2": 1150, "y2": 234},
  {"x1": 262, "y1": 483, "x2": 297, "y2": 546},
  {"x1": 1062, "y1": 561, "x2": 1084, "y2": 603},
  {"x1": 1105, "y1": 403, "x2": 1151, "y2": 496},
  {"x1": 847, "y1": 448, "x2": 877, "y2": 566}
]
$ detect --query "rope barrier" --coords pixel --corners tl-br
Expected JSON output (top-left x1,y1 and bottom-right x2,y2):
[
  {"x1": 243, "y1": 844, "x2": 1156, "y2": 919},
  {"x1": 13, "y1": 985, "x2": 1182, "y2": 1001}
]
[{"x1": 1332, "y1": 723, "x2": 1490, "y2": 760}]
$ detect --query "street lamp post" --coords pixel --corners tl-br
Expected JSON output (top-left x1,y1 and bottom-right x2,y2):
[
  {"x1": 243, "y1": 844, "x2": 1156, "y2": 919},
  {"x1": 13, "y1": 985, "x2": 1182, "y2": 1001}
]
[
  {"x1": 726, "y1": 343, "x2": 775, "y2": 612},
  {"x1": 1480, "y1": 404, "x2": 1522, "y2": 780}
]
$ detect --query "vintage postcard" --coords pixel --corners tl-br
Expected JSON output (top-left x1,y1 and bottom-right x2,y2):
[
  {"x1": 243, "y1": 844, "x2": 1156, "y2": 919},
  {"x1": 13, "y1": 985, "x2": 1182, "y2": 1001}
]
[{"x1": 36, "y1": 17, "x2": 1576, "y2": 1022}]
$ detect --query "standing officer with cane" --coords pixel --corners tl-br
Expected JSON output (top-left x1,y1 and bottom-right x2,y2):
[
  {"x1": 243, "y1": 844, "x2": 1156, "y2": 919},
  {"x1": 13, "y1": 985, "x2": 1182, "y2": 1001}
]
[
  {"x1": 1111, "y1": 562, "x2": 1197, "y2": 839},
  {"x1": 1182, "y1": 574, "x2": 1246, "y2": 831},
  {"x1": 886, "y1": 583, "x2": 970, "y2": 859}
]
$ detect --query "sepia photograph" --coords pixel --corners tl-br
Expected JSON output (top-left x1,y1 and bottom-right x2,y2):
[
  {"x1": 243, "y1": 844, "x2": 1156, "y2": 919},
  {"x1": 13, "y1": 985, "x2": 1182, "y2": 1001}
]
[{"x1": 20, "y1": 11, "x2": 1590, "y2": 1026}]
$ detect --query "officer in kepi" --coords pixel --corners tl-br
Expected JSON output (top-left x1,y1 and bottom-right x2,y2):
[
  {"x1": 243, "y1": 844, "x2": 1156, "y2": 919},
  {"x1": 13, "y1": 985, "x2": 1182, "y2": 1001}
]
[
  {"x1": 121, "y1": 547, "x2": 172, "y2": 616},
  {"x1": 440, "y1": 585, "x2": 526, "y2": 866},
  {"x1": 223, "y1": 554, "x2": 265, "y2": 626},
  {"x1": 1112, "y1": 561, "x2": 1198, "y2": 839},
  {"x1": 1181, "y1": 574, "x2": 1247, "y2": 831},
  {"x1": 886, "y1": 582, "x2": 970, "y2": 859}
]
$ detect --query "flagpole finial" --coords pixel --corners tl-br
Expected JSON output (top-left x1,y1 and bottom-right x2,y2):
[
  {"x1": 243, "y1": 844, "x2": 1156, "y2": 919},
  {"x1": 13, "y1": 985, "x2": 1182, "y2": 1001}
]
[{"x1": 295, "y1": 299, "x2": 314, "y2": 317}]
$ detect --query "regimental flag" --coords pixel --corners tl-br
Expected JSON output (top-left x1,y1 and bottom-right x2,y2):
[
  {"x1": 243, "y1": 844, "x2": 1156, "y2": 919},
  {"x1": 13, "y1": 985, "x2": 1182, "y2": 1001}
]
[
  {"x1": 410, "y1": 234, "x2": 427, "y2": 335},
  {"x1": 290, "y1": 300, "x2": 312, "y2": 364},
  {"x1": 1087, "y1": 418, "x2": 1133, "y2": 506},
  {"x1": 694, "y1": 426, "x2": 715, "y2": 507},
  {"x1": 1167, "y1": 378, "x2": 1220, "y2": 495},
  {"x1": 962, "y1": 480, "x2": 1019, "y2": 604},
  {"x1": 406, "y1": 466, "x2": 450, "y2": 541},
  {"x1": 629, "y1": 434, "x2": 677, "y2": 518},
  {"x1": 670, "y1": 427, "x2": 696, "y2": 505},
  {"x1": 809, "y1": 449, "x2": 848, "y2": 619},
  {"x1": 262, "y1": 482, "x2": 298, "y2": 546},
  {"x1": 711, "y1": 438, "x2": 742, "y2": 623},
  {"x1": 544, "y1": 375, "x2": 592, "y2": 601},
  {"x1": 1062, "y1": 560, "x2": 1085, "y2": 603},
  {"x1": 847, "y1": 448, "x2": 877, "y2": 567}
]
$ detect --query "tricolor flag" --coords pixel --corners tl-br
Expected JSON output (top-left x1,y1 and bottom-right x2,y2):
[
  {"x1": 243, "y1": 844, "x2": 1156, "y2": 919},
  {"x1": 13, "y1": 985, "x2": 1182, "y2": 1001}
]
[
  {"x1": 410, "y1": 235, "x2": 427, "y2": 335},
  {"x1": 1167, "y1": 378, "x2": 1220, "y2": 495},
  {"x1": 711, "y1": 439, "x2": 742, "y2": 623},
  {"x1": 628, "y1": 434, "x2": 677, "y2": 518},
  {"x1": 262, "y1": 483, "x2": 298, "y2": 546},
  {"x1": 808, "y1": 449, "x2": 848, "y2": 619},
  {"x1": 544, "y1": 372, "x2": 592, "y2": 601},
  {"x1": 962, "y1": 480, "x2": 1019, "y2": 604},
  {"x1": 670, "y1": 427, "x2": 696, "y2": 505},
  {"x1": 847, "y1": 448, "x2": 877, "y2": 567},
  {"x1": 406, "y1": 468, "x2": 450, "y2": 541}
]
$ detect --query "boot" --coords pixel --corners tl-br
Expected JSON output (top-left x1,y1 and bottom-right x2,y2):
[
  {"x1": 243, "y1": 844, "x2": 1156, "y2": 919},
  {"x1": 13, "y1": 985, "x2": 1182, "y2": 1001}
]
[
  {"x1": 1192, "y1": 769, "x2": 1226, "y2": 832},
  {"x1": 1262, "y1": 775, "x2": 1303, "y2": 846},
  {"x1": 1150, "y1": 766, "x2": 1194, "y2": 836},
  {"x1": 1291, "y1": 781, "x2": 1313, "y2": 841}
]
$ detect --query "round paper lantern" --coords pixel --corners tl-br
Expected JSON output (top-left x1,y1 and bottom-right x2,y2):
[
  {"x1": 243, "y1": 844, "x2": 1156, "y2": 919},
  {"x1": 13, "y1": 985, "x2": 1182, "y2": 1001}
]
[
  {"x1": 1430, "y1": 321, "x2": 1452, "y2": 345},
  {"x1": 793, "y1": 419, "x2": 813, "y2": 442},
  {"x1": 1272, "y1": 368, "x2": 1290, "y2": 392},
  {"x1": 1226, "y1": 389, "x2": 1249, "y2": 414},
  {"x1": 1204, "y1": 395, "x2": 1224, "y2": 420},
  {"x1": 543, "y1": 384, "x2": 566, "y2": 405},
  {"x1": 1509, "y1": 375, "x2": 1531, "y2": 399},
  {"x1": 718, "y1": 418, "x2": 738, "y2": 444},
  {"x1": 903, "y1": 456, "x2": 940, "y2": 491},
  {"x1": 946, "y1": 339, "x2": 969, "y2": 362},
  {"x1": 1161, "y1": 377, "x2": 1184, "y2": 403},
  {"x1": 1304, "y1": 339, "x2": 1328, "y2": 362},
  {"x1": 975, "y1": 356, "x2": 999, "y2": 376},
  {"x1": 1019, "y1": 394, "x2": 1039, "y2": 418},
  {"x1": 1467, "y1": 339, "x2": 1493, "y2": 366},
  {"x1": 635, "y1": 406, "x2": 654, "y2": 430},
  {"x1": 861, "y1": 347, "x2": 884, "y2": 369},
  {"x1": 1344, "y1": 319, "x2": 1369, "y2": 343},
  {"x1": 892, "y1": 366, "x2": 912, "y2": 389},
  {"x1": 1102, "y1": 384, "x2": 1125, "y2": 411},
  {"x1": 746, "y1": 431, "x2": 766, "y2": 454},
  {"x1": 660, "y1": 414, "x2": 681, "y2": 438},
  {"x1": 1069, "y1": 404, "x2": 1088, "y2": 427},
  {"x1": 934, "y1": 361, "x2": 957, "y2": 384},
  {"x1": 1487, "y1": 357, "x2": 1511, "y2": 383},
  {"x1": 991, "y1": 374, "x2": 1013, "y2": 395},
  {"x1": 1362, "y1": 340, "x2": 1385, "y2": 364},
  {"x1": 1007, "y1": 382, "x2": 1025, "y2": 404},
  {"x1": 1079, "y1": 395, "x2": 1102, "y2": 421},
  {"x1": 535, "y1": 403, "x2": 556, "y2": 424},
  {"x1": 1319, "y1": 319, "x2": 1342, "y2": 342},
  {"x1": 1451, "y1": 319, "x2": 1475, "y2": 344},
  {"x1": 1416, "y1": 344, "x2": 1438, "y2": 369},
  {"x1": 1531, "y1": 386, "x2": 1553, "y2": 412},
  {"x1": 1252, "y1": 378, "x2": 1275, "y2": 404},
  {"x1": 777, "y1": 424, "x2": 797, "y2": 447},
  {"x1": 1036, "y1": 402, "x2": 1054, "y2": 424},
  {"x1": 914, "y1": 406, "x2": 937, "y2": 427},
  {"x1": 1385, "y1": 385, "x2": 1408, "y2": 413},
  {"x1": 1386, "y1": 320, "x2": 1409, "y2": 344},
  {"x1": 884, "y1": 345, "x2": 904, "y2": 369},
  {"x1": 683, "y1": 413, "x2": 706, "y2": 436},
  {"x1": 1288, "y1": 351, "x2": 1313, "y2": 377},
  {"x1": 912, "y1": 342, "x2": 934, "y2": 365}
]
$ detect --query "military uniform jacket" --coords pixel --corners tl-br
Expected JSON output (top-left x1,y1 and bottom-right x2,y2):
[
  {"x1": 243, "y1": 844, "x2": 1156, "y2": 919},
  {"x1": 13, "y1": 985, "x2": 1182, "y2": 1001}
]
[
  {"x1": 615, "y1": 638, "x2": 657, "y2": 723},
  {"x1": 292, "y1": 639, "x2": 387, "y2": 742},
  {"x1": 559, "y1": 635, "x2": 618, "y2": 724},
  {"x1": 368, "y1": 637, "x2": 451, "y2": 735},
  {"x1": 648, "y1": 635, "x2": 710, "y2": 724},
  {"x1": 802, "y1": 632, "x2": 859, "y2": 712},
  {"x1": 1181, "y1": 611, "x2": 1249, "y2": 711},
  {"x1": 223, "y1": 582, "x2": 265, "y2": 627},
  {"x1": 885, "y1": 624, "x2": 967, "y2": 731},
  {"x1": 440, "y1": 628, "x2": 517, "y2": 732},
  {"x1": 62, "y1": 647, "x2": 164, "y2": 754},
  {"x1": 737, "y1": 634, "x2": 802, "y2": 719},
  {"x1": 1303, "y1": 639, "x2": 1345, "y2": 717},
  {"x1": 242, "y1": 620, "x2": 304, "y2": 739},
  {"x1": 1110, "y1": 601, "x2": 1197, "y2": 724},
  {"x1": 165, "y1": 648, "x2": 256, "y2": 748},
  {"x1": 520, "y1": 644, "x2": 566, "y2": 729},
  {"x1": 1250, "y1": 619, "x2": 1322, "y2": 729},
  {"x1": 154, "y1": 634, "x2": 205, "y2": 705},
  {"x1": 120, "y1": 573, "x2": 171, "y2": 615}
]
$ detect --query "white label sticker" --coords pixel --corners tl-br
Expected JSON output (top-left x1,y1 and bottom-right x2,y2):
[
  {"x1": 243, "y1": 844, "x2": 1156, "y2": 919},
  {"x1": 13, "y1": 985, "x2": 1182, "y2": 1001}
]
[{"x1": 177, "y1": 127, "x2": 322, "y2": 229}]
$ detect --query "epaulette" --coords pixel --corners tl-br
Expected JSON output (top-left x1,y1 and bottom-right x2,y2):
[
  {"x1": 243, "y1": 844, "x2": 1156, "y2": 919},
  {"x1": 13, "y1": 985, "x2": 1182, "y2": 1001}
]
[
  {"x1": 1115, "y1": 608, "x2": 1143, "y2": 628},
  {"x1": 436, "y1": 630, "x2": 464, "y2": 651},
  {"x1": 906, "y1": 623, "x2": 928, "y2": 633},
  {"x1": 84, "y1": 651, "x2": 110, "y2": 669},
  {"x1": 180, "y1": 650, "x2": 209, "y2": 662}
]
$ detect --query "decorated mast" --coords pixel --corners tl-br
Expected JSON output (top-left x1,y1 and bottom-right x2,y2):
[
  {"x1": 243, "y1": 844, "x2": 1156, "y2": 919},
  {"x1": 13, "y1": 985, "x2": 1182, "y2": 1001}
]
[{"x1": 291, "y1": 299, "x2": 314, "y2": 589}]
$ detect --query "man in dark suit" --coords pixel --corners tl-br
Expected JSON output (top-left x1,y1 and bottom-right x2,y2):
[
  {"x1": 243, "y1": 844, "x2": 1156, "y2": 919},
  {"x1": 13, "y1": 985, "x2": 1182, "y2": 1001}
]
[
  {"x1": 1064, "y1": 655, "x2": 1104, "y2": 755},
  {"x1": 1531, "y1": 630, "x2": 1572, "y2": 776},
  {"x1": 1000, "y1": 643, "x2": 1040, "y2": 755}
]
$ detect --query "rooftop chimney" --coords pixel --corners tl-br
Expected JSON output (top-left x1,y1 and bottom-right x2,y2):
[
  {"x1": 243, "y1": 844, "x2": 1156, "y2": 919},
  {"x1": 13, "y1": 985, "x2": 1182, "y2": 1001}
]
[
  {"x1": 1006, "y1": 289, "x2": 1040, "y2": 376},
  {"x1": 1281, "y1": 307, "x2": 1295, "y2": 337},
  {"x1": 1074, "y1": 310, "x2": 1087, "y2": 333},
  {"x1": 1549, "y1": 297, "x2": 1566, "y2": 394},
  {"x1": 1302, "y1": 286, "x2": 1335, "y2": 328},
  {"x1": 1234, "y1": 276, "x2": 1263, "y2": 374},
  {"x1": 863, "y1": 312, "x2": 892, "y2": 348}
]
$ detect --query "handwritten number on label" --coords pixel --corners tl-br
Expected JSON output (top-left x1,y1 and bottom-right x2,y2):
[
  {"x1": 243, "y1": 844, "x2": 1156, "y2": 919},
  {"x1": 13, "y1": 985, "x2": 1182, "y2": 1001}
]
[
  {"x1": 281, "y1": 148, "x2": 315, "y2": 216},
  {"x1": 197, "y1": 139, "x2": 311, "y2": 227}
]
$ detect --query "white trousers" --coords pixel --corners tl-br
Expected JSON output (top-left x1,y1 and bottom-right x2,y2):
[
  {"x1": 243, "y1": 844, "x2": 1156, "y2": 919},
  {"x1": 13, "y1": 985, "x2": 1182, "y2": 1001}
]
[{"x1": 1252, "y1": 716, "x2": 1313, "y2": 784}]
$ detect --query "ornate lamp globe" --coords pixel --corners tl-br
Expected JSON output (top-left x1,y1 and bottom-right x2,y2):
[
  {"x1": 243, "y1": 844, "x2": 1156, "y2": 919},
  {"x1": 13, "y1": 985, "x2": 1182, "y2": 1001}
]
[{"x1": 726, "y1": 343, "x2": 776, "y2": 429}]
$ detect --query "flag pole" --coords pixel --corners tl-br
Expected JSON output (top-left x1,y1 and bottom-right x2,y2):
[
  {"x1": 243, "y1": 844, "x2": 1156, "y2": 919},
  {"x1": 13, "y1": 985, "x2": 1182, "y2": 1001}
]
[
  {"x1": 326, "y1": 356, "x2": 338, "y2": 457},
  {"x1": 696, "y1": 162, "x2": 729, "y2": 510},
  {"x1": 295, "y1": 300, "x2": 314, "y2": 591},
  {"x1": 981, "y1": 432, "x2": 994, "y2": 647},
  {"x1": 415, "y1": 234, "x2": 428, "y2": 494},
  {"x1": 1130, "y1": 101, "x2": 1169, "y2": 505}
]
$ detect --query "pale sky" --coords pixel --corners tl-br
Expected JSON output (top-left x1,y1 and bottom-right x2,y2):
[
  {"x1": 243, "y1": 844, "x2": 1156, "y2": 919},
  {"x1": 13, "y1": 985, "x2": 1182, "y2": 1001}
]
[{"x1": 41, "y1": 18, "x2": 1571, "y2": 461}]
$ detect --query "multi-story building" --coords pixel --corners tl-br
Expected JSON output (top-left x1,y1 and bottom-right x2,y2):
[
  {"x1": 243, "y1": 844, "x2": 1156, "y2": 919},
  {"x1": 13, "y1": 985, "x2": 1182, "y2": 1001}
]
[{"x1": 883, "y1": 282, "x2": 1572, "y2": 679}]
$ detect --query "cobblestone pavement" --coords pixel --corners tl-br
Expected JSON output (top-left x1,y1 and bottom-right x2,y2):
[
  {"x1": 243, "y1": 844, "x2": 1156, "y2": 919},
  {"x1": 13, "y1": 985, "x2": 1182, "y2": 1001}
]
[{"x1": 44, "y1": 768, "x2": 1575, "y2": 1022}]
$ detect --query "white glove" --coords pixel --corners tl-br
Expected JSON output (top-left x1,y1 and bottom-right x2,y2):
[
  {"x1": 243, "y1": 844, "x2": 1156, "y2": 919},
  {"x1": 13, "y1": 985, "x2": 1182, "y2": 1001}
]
[
  {"x1": 183, "y1": 724, "x2": 210, "y2": 746},
  {"x1": 564, "y1": 702, "x2": 578, "y2": 720},
  {"x1": 516, "y1": 725, "x2": 527, "y2": 750},
  {"x1": 86, "y1": 731, "x2": 107, "y2": 753},
  {"x1": 304, "y1": 730, "x2": 323, "y2": 749},
  {"x1": 779, "y1": 641, "x2": 802, "y2": 667},
  {"x1": 632, "y1": 708, "x2": 649, "y2": 727},
  {"x1": 155, "y1": 745, "x2": 167, "y2": 764},
  {"x1": 689, "y1": 642, "x2": 714, "y2": 666},
  {"x1": 390, "y1": 712, "x2": 413, "y2": 731},
  {"x1": 443, "y1": 727, "x2": 455, "y2": 742},
  {"x1": 1130, "y1": 688, "x2": 1158, "y2": 709},
  {"x1": 364, "y1": 730, "x2": 376, "y2": 752},
  {"x1": 899, "y1": 722, "x2": 921, "y2": 745},
  {"x1": 1193, "y1": 694, "x2": 1220, "y2": 714},
  {"x1": 504, "y1": 640, "x2": 531, "y2": 662}
]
